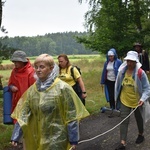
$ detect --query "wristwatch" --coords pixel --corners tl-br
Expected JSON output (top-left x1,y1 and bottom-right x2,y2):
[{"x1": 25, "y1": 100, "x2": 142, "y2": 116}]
[{"x1": 82, "y1": 92, "x2": 86, "y2": 94}]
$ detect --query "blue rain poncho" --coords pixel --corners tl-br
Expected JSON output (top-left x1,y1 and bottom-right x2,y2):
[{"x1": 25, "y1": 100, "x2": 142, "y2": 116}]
[{"x1": 11, "y1": 77, "x2": 89, "y2": 150}]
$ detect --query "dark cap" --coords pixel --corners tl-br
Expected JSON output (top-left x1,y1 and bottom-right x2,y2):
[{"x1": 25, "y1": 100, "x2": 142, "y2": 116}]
[
  {"x1": 11, "y1": 50, "x2": 28, "y2": 62},
  {"x1": 133, "y1": 42, "x2": 142, "y2": 47}
]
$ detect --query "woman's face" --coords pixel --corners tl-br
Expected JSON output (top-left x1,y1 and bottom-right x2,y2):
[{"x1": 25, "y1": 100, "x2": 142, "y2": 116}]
[
  {"x1": 13, "y1": 61, "x2": 25, "y2": 69},
  {"x1": 58, "y1": 57, "x2": 68, "y2": 69},
  {"x1": 108, "y1": 55, "x2": 115, "y2": 62},
  {"x1": 34, "y1": 62, "x2": 52, "y2": 82},
  {"x1": 127, "y1": 60, "x2": 136, "y2": 70}
]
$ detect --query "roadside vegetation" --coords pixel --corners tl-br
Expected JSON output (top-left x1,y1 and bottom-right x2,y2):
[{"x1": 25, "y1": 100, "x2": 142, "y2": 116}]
[{"x1": 0, "y1": 54, "x2": 108, "y2": 149}]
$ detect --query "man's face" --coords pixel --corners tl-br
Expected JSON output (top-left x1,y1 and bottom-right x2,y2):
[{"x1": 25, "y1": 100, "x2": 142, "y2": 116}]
[{"x1": 135, "y1": 45, "x2": 141, "y2": 53}]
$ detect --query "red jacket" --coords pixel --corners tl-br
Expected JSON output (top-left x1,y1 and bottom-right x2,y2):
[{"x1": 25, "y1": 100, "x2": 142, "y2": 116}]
[{"x1": 8, "y1": 60, "x2": 35, "y2": 113}]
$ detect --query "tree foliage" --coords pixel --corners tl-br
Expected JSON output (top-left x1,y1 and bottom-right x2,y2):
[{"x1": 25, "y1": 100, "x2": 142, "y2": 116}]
[
  {"x1": 78, "y1": 0, "x2": 150, "y2": 57},
  {"x1": 0, "y1": 0, "x2": 7, "y2": 33},
  {"x1": 0, "y1": 0, "x2": 2, "y2": 28},
  {"x1": 0, "y1": 32, "x2": 95, "y2": 58},
  {"x1": 0, "y1": 0, "x2": 14, "y2": 64}
]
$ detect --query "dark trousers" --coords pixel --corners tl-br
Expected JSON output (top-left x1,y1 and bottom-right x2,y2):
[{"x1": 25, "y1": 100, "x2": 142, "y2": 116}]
[{"x1": 106, "y1": 79, "x2": 115, "y2": 109}]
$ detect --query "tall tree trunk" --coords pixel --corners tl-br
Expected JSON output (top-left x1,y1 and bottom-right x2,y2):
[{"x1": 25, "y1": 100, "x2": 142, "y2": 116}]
[{"x1": 0, "y1": 0, "x2": 2, "y2": 28}]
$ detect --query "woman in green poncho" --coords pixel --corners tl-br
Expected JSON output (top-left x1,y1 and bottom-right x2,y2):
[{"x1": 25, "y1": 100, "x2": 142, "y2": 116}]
[{"x1": 10, "y1": 54, "x2": 89, "y2": 150}]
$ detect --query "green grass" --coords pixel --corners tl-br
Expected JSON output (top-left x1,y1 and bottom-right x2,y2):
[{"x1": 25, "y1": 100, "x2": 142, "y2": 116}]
[
  {"x1": 0, "y1": 55, "x2": 108, "y2": 149},
  {"x1": 0, "y1": 101, "x2": 13, "y2": 149},
  {"x1": 1, "y1": 54, "x2": 102, "y2": 64}
]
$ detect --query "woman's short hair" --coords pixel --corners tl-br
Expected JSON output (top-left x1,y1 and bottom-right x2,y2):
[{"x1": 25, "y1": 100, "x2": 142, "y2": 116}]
[{"x1": 34, "y1": 54, "x2": 54, "y2": 67}]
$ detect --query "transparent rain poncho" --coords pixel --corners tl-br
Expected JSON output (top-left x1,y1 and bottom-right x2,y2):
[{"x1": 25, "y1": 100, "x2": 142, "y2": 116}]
[{"x1": 11, "y1": 78, "x2": 89, "y2": 150}]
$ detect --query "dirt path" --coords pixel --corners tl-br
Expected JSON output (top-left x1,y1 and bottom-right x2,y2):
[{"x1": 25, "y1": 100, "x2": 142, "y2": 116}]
[
  {"x1": 77, "y1": 110, "x2": 150, "y2": 150},
  {"x1": 5, "y1": 110, "x2": 150, "y2": 150}
]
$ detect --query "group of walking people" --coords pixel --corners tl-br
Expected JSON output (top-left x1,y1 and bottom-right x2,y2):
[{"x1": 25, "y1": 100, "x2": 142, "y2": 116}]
[
  {"x1": 101, "y1": 43, "x2": 150, "y2": 150},
  {"x1": 7, "y1": 42, "x2": 150, "y2": 150},
  {"x1": 8, "y1": 51, "x2": 88, "y2": 150}
]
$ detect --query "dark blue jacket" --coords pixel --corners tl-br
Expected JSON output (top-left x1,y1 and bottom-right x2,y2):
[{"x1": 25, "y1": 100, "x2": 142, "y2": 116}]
[{"x1": 100, "y1": 48, "x2": 122, "y2": 102}]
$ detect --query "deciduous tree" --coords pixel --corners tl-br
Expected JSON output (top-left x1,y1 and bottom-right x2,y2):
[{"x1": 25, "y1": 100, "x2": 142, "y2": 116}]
[
  {"x1": 0, "y1": 0, "x2": 2, "y2": 28},
  {"x1": 78, "y1": 0, "x2": 150, "y2": 57}
]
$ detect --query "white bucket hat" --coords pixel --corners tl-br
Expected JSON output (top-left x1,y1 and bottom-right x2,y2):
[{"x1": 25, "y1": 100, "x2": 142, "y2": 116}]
[{"x1": 124, "y1": 51, "x2": 139, "y2": 63}]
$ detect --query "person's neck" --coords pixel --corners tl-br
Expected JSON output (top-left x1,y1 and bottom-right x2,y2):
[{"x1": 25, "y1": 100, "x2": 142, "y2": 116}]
[{"x1": 126, "y1": 69, "x2": 133, "y2": 75}]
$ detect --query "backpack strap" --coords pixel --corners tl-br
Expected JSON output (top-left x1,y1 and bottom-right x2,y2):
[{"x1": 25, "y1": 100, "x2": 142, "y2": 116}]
[
  {"x1": 70, "y1": 66, "x2": 76, "y2": 81},
  {"x1": 138, "y1": 68, "x2": 143, "y2": 80}
]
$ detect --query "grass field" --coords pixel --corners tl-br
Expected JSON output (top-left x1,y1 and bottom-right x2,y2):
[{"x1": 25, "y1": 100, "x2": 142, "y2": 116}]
[
  {"x1": 1, "y1": 54, "x2": 102, "y2": 64},
  {"x1": 0, "y1": 54, "x2": 108, "y2": 149}
]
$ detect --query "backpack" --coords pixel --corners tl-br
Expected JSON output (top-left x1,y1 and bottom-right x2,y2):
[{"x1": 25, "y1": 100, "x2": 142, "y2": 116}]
[
  {"x1": 70, "y1": 66, "x2": 81, "y2": 81},
  {"x1": 70, "y1": 66, "x2": 82, "y2": 97},
  {"x1": 70, "y1": 66, "x2": 86, "y2": 105}
]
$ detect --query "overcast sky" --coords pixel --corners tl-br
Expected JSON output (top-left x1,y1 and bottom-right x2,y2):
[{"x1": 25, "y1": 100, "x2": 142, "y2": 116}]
[{"x1": 1, "y1": 0, "x2": 89, "y2": 37}]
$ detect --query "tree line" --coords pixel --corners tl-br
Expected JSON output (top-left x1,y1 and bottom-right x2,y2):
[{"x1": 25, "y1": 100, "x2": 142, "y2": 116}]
[{"x1": 0, "y1": 32, "x2": 96, "y2": 59}]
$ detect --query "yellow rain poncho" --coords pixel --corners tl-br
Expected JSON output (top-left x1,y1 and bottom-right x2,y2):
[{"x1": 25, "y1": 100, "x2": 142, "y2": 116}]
[{"x1": 11, "y1": 78, "x2": 89, "y2": 150}]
